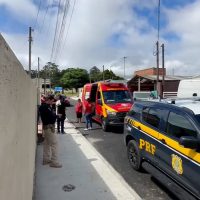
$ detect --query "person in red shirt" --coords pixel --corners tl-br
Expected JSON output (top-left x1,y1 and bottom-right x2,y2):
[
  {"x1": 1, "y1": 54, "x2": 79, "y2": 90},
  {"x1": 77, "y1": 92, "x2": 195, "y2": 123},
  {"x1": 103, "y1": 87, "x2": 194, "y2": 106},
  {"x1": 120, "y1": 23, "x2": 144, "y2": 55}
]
[
  {"x1": 75, "y1": 98, "x2": 83, "y2": 123},
  {"x1": 83, "y1": 98, "x2": 93, "y2": 131}
]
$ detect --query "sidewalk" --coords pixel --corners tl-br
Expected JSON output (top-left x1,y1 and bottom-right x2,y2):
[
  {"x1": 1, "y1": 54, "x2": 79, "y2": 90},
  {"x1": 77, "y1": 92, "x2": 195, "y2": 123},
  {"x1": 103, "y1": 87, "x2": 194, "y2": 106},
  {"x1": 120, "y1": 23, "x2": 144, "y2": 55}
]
[{"x1": 34, "y1": 119, "x2": 141, "y2": 200}]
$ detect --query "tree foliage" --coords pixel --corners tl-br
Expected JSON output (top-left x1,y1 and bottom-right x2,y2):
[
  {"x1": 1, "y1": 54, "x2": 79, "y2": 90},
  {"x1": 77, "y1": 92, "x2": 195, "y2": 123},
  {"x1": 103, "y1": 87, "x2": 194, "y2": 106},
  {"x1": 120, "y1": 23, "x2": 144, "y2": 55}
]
[
  {"x1": 39, "y1": 62, "x2": 61, "y2": 87},
  {"x1": 60, "y1": 68, "x2": 89, "y2": 91},
  {"x1": 89, "y1": 67, "x2": 123, "y2": 82},
  {"x1": 31, "y1": 62, "x2": 123, "y2": 91},
  {"x1": 89, "y1": 66, "x2": 101, "y2": 82}
]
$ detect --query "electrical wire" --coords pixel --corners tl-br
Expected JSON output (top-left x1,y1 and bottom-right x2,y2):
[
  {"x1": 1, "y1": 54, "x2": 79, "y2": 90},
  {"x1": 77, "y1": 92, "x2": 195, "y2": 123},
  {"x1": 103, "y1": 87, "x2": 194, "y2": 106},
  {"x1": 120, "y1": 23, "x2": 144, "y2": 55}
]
[
  {"x1": 50, "y1": 0, "x2": 63, "y2": 62},
  {"x1": 58, "y1": 0, "x2": 76, "y2": 61},
  {"x1": 39, "y1": 0, "x2": 51, "y2": 34},
  {"x1": 53, "y1": 0, "x2": 70, "y2": 62},
  {"x1": 33, "y1": 0, "x2": 42, "y2": 30}
]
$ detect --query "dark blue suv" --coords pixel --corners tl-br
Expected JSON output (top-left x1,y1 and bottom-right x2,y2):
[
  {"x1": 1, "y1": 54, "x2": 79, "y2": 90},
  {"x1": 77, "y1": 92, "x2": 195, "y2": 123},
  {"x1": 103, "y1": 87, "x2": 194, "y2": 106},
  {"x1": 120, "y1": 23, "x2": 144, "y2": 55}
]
[{"x1": 124, "y1": 100, "x2": 200, "y2": 200}]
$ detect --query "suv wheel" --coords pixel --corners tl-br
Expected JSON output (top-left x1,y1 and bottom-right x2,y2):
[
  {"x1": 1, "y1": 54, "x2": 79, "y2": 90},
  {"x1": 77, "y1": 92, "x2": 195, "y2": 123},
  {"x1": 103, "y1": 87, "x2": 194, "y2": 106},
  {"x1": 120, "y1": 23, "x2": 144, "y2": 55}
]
[
  {"x1": 102, "y1": 118, "x2": 109, "y2": 132},
  {"x1": 127, "y1": 140, "x2": 141, "y2": 171}
]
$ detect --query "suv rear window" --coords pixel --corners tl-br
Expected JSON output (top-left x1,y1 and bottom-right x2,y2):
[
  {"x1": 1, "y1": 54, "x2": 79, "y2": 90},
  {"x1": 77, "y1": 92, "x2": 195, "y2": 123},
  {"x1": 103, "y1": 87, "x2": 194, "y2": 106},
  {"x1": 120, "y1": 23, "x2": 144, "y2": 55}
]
[{"x1": 166, "y1": 112, "x2": 197, "y2": 139}]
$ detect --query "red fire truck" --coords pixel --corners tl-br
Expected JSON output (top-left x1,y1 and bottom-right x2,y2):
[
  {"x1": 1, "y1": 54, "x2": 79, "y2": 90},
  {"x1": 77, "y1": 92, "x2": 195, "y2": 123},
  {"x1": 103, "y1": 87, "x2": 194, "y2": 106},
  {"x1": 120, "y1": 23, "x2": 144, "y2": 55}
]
[{"x1": 82, "y1": 81, "x2": 133, "y2": 131}]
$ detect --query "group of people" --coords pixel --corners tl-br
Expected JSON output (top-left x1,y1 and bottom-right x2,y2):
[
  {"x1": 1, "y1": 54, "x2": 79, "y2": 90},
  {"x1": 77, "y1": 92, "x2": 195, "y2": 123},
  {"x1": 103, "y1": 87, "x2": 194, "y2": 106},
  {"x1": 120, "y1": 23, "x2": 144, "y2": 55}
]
[
  {"x1": 40, "y1": 94, "x2": 67, "y2": 134},
  {"x1": 38, "y1": 94, "x2": 94, "y2": 168},
  {"x1": 75, "y1": 98, "x2": 94, "y2": 131},
  {"x1": 39, "y1": 95, "x2": 63, "y2": 168}
]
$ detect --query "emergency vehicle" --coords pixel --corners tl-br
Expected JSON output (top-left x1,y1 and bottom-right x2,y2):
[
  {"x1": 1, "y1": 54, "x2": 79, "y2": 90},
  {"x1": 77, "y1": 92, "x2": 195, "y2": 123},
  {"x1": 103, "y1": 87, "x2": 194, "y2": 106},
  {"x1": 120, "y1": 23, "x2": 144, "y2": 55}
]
[
  {"x1": 82, "y1": 81, "x2": 133, "y2": 131},
  {"x1": 125, "y1": 99, "x2": 200, "y2": 200}
]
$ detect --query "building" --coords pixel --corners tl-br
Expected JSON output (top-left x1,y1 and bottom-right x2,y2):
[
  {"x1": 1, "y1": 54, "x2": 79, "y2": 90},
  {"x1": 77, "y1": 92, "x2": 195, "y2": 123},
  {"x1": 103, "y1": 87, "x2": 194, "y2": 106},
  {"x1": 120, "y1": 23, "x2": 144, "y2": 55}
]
[
  {"x1": 127, "y1": 67, "x2": 190, "y2": 98},
  {"x1": 32, "y1": 78, "x2": 51, "y2": 94}
]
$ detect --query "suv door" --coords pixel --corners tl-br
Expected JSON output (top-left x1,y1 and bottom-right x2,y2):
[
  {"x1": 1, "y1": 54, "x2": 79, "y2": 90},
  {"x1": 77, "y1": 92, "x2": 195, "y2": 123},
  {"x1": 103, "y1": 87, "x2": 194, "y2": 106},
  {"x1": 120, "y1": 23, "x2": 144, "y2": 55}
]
[
  {"x1": 140, "y1": 107, "x2": 163, "y2": 165},
  {"x1": 157, "y1": 111, "x2": 200, "y2": 197}
]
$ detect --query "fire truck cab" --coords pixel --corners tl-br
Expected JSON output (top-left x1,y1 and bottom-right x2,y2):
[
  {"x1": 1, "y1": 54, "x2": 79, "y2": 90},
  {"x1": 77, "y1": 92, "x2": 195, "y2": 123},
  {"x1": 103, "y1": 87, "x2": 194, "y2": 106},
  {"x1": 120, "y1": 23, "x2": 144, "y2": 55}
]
[{"x1": 82, "y1": 81, "x2": 133, "y2": 131}]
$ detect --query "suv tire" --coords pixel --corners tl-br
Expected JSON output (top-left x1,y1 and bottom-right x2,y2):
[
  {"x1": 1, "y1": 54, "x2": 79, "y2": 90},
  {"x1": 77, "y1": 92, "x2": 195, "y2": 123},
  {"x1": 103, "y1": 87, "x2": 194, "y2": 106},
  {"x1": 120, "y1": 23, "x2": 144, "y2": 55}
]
[{"x1": 127, "y1": 140, "x2": 141, "y2": 171}]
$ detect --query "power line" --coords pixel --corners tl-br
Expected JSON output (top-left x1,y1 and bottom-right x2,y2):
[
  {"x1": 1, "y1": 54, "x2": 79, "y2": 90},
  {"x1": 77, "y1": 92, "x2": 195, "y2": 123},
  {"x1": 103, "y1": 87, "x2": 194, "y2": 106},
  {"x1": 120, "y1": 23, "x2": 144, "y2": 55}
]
[
  {"x1": 34, "y1": 0, "x2": 42, "y2": 30},
  {"x1": 50, "y1": 0, "x2": 62, "y2": 62},
  {"x1": 54, "y1": 0, "x2": 70, "y2": 62},
  {"x1": 59, "y1": 0, "x2": 76, "y2": 61},
  {"x1": 39, "y1": 0, "x2": 51, "y2": 34}
]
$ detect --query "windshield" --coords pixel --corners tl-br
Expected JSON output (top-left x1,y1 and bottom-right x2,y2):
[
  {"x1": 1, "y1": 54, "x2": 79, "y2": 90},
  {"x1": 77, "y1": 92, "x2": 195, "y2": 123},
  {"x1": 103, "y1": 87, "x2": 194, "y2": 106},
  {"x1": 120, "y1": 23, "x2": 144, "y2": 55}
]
[
  {"x1": 103, "y1": 90, "x2": 132, "y2": 104},
  {"x1": 134, "y1": 92, "x2": 151, "y2": 99}
]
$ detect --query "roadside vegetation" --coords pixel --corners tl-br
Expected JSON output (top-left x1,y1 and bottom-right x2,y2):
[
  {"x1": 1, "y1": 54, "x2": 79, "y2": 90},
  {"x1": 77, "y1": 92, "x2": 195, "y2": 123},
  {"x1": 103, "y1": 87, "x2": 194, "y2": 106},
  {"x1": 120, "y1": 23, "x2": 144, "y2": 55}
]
[{"x1": 28, "y1": 62, "x2": 123, "y2": 91}]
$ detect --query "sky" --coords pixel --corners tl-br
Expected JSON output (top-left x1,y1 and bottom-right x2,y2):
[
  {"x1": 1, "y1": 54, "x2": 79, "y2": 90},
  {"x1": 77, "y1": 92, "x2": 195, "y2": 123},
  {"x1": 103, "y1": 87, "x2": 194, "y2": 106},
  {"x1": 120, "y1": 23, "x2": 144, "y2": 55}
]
[{"x1": 0, "y1": 0, "x2": 200, "y2": 78}]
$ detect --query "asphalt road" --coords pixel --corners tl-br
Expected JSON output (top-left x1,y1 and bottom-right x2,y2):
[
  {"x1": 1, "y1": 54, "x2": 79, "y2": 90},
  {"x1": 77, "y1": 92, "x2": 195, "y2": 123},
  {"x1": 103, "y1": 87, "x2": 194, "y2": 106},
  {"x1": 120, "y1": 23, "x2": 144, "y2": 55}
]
[{"x1": 66, "y1": 100, "x2": 178, "y2": 200}]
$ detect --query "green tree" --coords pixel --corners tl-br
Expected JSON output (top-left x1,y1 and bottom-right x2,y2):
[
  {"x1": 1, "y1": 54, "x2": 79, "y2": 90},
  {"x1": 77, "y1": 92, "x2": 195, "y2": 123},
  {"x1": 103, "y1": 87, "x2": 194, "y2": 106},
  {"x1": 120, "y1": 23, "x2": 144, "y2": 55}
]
[
  {"x1": 96, "y1": 69, "x2": 124, "y2": 81},
  {"x1": 89, "y1": 66, "x2": 101, "y2": 82},
  {"x1": 60, "y1": 68, "x2": 89, "y2": 92},
  {"x1": 40, "y1": 62, "x2": 61, "y2": 87}
]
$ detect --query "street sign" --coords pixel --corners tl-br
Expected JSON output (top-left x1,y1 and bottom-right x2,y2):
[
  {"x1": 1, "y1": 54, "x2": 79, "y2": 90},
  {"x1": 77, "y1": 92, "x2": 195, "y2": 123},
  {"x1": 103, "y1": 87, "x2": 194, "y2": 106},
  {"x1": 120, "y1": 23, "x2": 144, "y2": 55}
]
[{"x1": 54, "y1": 87, "x2": 62, "y2": 92}]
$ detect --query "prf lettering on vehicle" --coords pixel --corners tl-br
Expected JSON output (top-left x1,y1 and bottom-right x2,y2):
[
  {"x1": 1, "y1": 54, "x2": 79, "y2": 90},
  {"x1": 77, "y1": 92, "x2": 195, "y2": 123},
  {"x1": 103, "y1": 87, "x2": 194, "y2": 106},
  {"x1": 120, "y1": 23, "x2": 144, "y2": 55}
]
[{"x1": 139, "y1": 139, "x2": 156, "y2": 155}]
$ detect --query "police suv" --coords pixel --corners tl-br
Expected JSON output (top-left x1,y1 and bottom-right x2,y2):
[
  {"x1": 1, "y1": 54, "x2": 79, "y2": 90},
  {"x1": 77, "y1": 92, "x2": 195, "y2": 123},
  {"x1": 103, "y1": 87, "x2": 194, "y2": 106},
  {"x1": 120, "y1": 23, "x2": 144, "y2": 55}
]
[{"x1": 124, "y1": 99, "x2": 200, "y2": 200}]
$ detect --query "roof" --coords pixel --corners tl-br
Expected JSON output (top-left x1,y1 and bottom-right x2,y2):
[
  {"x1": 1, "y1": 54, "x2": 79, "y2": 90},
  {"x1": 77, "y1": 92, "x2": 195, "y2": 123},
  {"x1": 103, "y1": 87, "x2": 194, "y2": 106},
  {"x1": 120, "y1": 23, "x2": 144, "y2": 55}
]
[
  {"x1": 135, "y1": 98, "x2": 200, "y2": 115},
  {"x1": 128, "y1": 74, "x2": 191, "y2": 84},
  {"x1": 165, "y1": 99, "x2": 200, "y2": 115}
]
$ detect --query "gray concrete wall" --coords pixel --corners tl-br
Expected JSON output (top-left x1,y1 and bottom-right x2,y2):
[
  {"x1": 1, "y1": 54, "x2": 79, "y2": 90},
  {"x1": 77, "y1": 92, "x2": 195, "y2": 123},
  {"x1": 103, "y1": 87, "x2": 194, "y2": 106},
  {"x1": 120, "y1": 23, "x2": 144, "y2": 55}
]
[{"x1": 0, "y1": 34, "x2": 37, "y2": 200}]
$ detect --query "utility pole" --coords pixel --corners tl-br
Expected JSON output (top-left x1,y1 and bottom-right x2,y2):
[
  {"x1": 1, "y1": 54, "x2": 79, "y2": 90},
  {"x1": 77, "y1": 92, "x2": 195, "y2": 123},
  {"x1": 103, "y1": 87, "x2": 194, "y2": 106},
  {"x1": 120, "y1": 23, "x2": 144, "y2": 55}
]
[
  {"x1": 28, "y1": 27, "x2": 33, "y2": 77},
  {"x1": 102, "y1": 65, "x2": 105, "y2": 82},
  {"x1": 44, "y1": 66, "x2": 47, "y2": 95},
  {"x1": 110, "y1": 65, "x2": 112, "y2": 80},
  {"x1": 37, "y1": 57, "x2": 40, "y2": 88},
  {"x1": 89, "y1": 73, "x2": 91, "y2": 83},
  {"x1": 161, "y1": 43, "x2": 165, "y2": 98},
  {"x1": 37, "y1": 57, "x2": 40, "y2": 105},
  {"x1": 123, "y1": 56, "x2": 127, "y2": 81},
  {"x1": 156, "y1": 41, "x2": 159, "y2": 86},
  {"x1": 156, "y1": 0, "x2": 160, "y2": 97}
]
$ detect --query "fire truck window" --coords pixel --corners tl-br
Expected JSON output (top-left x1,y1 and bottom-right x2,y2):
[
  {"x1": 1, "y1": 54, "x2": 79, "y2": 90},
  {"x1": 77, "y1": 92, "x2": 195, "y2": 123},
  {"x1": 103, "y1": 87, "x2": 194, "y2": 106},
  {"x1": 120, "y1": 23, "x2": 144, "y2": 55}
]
[{"x1": 103, "y1": 91, "x2": 131, "y2": 104}]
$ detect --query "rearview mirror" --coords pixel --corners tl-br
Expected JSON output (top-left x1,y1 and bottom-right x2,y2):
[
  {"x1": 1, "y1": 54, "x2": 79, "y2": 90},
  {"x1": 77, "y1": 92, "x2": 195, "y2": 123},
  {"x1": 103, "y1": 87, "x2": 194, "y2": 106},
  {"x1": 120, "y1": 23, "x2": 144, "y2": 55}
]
[{"x1": 179, "y1": 136, "x2": 199, "y2": 149}]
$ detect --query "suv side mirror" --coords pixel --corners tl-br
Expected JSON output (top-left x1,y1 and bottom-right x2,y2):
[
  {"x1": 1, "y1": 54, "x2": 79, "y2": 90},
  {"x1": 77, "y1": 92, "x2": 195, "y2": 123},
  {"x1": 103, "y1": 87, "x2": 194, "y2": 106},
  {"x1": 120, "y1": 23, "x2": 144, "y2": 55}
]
[
  {"x1": 97, "y1": 99, "x2": 102, "y2": 105},
  {"x1": 179, "y1": 136, "x2": 199, "y2": 149}
]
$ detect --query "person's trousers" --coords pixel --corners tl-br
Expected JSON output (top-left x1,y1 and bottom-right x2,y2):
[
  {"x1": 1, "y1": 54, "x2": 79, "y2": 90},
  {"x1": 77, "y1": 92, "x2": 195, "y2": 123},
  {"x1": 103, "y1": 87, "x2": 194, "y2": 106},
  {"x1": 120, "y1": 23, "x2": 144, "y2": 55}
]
[
  {"x1": 85, "y1": 113, "x2": 92, "y2": 129},
  {"x1": 43, "y1": 124, "x2": 58, "y2": 164},
  {"x1": 57, "y1": 117, "x2": 65, "y2": 133}
]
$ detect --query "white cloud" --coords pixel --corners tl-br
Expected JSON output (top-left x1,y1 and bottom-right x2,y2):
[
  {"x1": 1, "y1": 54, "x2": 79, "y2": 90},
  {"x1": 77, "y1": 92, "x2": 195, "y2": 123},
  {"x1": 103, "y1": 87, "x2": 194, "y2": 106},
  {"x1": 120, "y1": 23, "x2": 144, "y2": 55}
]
[
  {"x1": 163, "y1": 0, "x2": 200, "y2": 75},
  {"x1": 0, "y1": 0, "x2": 37, "y2": 21},
  {"x1": 2, "y1": 0, "x2": 200, "y2": 78}
]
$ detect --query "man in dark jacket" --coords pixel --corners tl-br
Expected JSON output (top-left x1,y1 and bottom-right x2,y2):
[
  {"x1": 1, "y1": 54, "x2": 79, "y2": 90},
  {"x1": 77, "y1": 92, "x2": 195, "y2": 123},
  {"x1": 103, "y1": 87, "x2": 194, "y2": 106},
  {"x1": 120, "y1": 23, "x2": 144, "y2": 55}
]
[
  {"x1": 56, "y1": 95, "x2": 67, "y2": 134},
  {"x1": 39, "y1": 95, "x2": 62, "y2": 168}
]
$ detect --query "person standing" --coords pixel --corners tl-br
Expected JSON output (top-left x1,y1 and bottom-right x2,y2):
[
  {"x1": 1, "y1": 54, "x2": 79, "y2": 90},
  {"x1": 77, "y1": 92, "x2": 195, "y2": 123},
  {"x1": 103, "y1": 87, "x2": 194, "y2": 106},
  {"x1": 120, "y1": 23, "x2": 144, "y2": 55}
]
[
  {"x1": 84, "y1": 98, "x2": 93, "y2": 131},
  {"x1": 39, "y1": 95, "x2": 62, "y2": 168},
  {"x1": 56, "y1": 95, "x2": 67, "y2": 134},
  {"x1": 75, "y1": 98, "x2": 83, "y2": 123}
]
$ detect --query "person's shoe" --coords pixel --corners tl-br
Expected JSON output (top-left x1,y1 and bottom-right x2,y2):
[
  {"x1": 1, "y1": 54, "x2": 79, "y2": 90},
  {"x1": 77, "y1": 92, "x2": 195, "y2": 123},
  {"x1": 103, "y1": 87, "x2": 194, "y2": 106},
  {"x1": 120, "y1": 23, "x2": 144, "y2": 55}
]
[
  {"x1": 42, "y1": 160, "x2": 52, "y2": 165},
  {"x1": 88, "y1": 127, "x2": 92, "y2": 130},
  {"x1": 84, "y1": 128, "x2": 88, "y2": 131},
  {"x1": 50, "y1": 162, "x2": 62, "y2": 168},
  {"x1": 61, "y1": 131, "x2": 66, "y2": 134},
  {"x1": 57, "y1": 131, "x2": 60, "y2": 134}
]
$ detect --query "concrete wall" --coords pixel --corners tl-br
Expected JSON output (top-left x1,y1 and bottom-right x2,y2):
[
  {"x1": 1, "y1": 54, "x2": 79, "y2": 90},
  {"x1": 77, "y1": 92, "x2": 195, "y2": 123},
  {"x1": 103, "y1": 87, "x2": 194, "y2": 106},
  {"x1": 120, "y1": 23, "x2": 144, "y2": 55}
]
[{"x1": 0, "y1": 34, "x2": 37, "y2": 200}]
